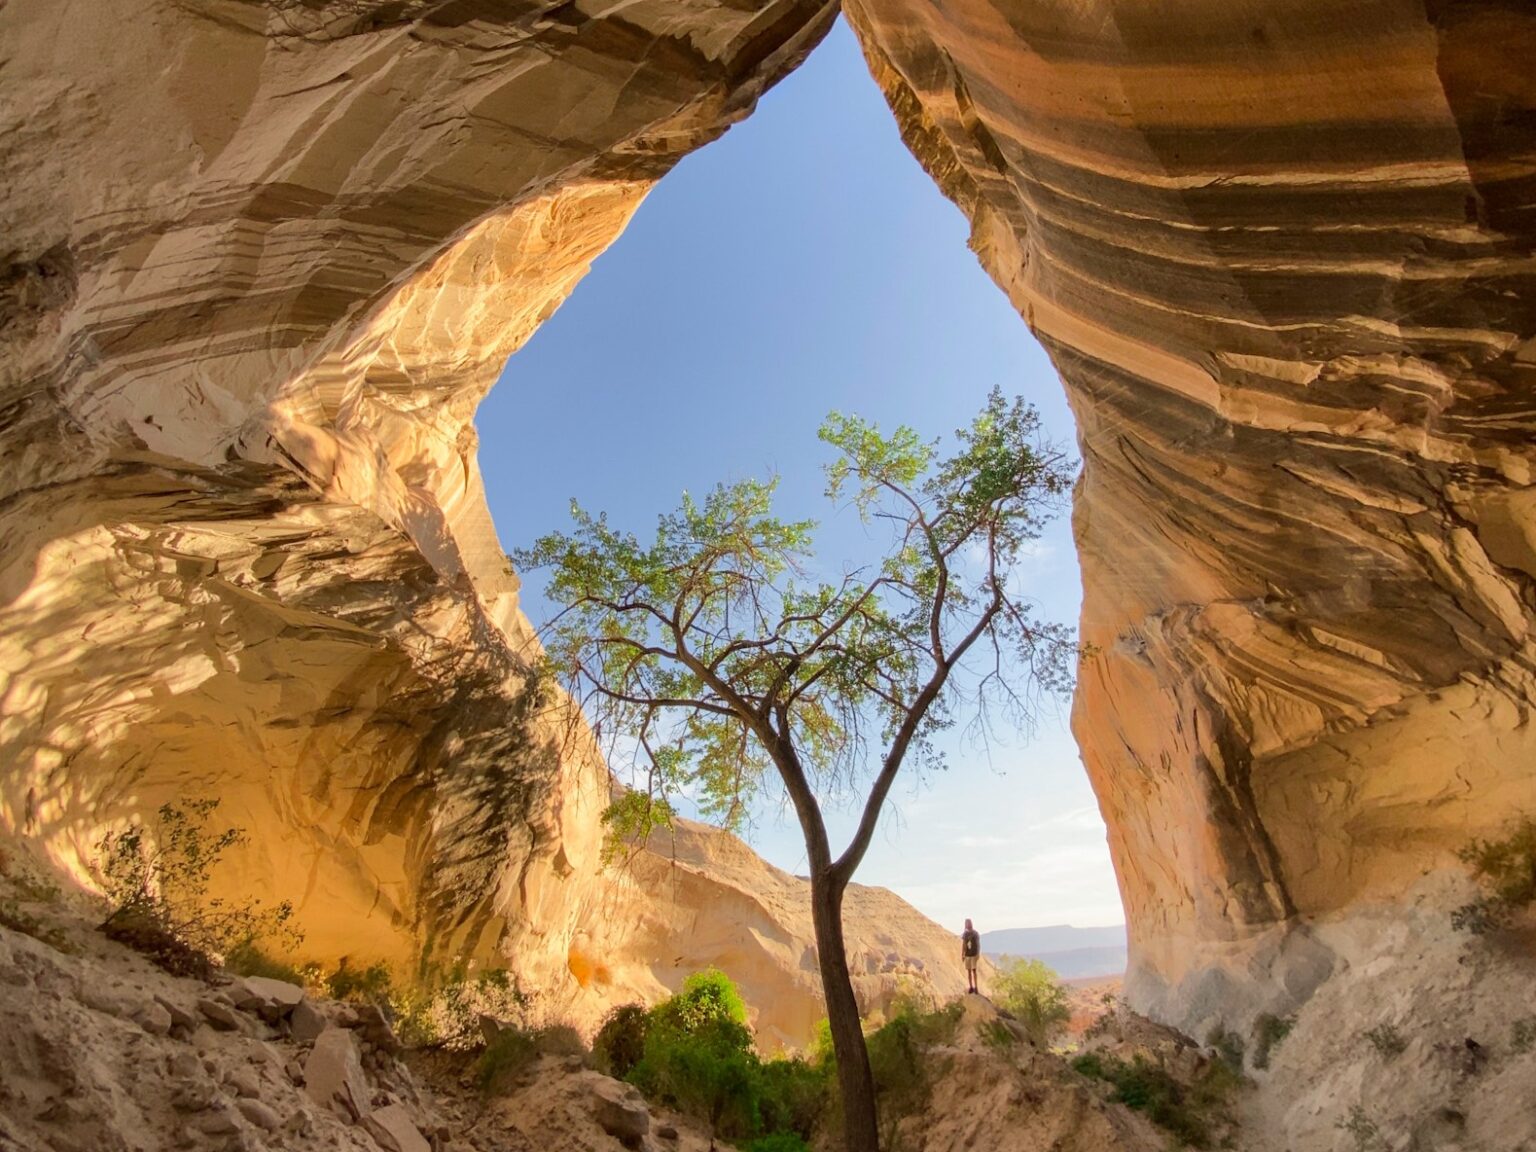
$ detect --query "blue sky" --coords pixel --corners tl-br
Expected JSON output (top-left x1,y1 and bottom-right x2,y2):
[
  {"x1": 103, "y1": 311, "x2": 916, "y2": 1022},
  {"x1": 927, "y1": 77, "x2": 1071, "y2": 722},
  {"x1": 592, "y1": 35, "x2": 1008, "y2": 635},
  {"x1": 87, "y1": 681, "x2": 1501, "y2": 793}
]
[{"x1": 477, "y1": 18, "x2": 1124, "y2": 932}]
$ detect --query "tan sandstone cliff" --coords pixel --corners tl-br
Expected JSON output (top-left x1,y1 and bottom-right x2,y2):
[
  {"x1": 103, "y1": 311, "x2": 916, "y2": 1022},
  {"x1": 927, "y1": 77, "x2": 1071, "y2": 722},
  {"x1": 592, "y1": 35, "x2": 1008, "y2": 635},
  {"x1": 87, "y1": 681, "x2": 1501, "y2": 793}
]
[
  {"x1": 5, "y1": 0, "x2": 1534, "y2": 1063},
  {"x1": 841, "y1": 0, "x2": 1536, "y2": 1029},
  {"x1": 0, "y1": 0, "x2": 846, "y2": 1007}
]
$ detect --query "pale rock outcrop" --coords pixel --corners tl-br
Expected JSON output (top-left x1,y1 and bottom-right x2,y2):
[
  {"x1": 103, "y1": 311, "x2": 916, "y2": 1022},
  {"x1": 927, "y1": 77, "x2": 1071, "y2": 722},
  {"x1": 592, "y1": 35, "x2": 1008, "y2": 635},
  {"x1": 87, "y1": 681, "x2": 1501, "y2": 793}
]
[
  {"x1": 0, "y1": 0, "x2": 833, "y2": 989},
  {"x1": 842, "y1": 0, "x2": 1536, "y2": 1029},
  {"x1": 563, "y1": 815, "x2": 978, "y2": 1048}
]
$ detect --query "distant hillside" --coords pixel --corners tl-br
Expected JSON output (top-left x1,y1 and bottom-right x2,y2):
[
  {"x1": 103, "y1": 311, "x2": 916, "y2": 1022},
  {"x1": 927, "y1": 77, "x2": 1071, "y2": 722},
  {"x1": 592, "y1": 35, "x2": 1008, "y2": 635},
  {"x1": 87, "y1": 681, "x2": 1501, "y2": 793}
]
[{"x1": 982, "y1": 925, "x2": 1127, "y2": 979}]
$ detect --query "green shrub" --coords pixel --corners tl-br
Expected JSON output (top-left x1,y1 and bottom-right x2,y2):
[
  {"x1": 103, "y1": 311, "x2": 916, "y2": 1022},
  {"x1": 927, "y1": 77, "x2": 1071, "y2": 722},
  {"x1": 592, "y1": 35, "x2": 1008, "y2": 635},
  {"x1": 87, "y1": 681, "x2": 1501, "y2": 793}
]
[
  {"x1": 1205, "y1": 1025, "x2": 1245, "y2": 1072},
  {"x1": 653, "y1": 967, "x2": 749, "y2": 1032},
  {"x1": 1072, "y1": 1051, "x2": 1234, "y2": 1149},
  {"x1": 994, "y1": 957, "x2": 1070, "y2": 1044},
  {"x1": 630, "y1": 1015, "x2": 763, "y2": 1139},
  {"x1": 326, "y1": 959, "x2": 394, "y2": 1003},
  {"x1": 745, "y1": 1134, "x2": 811, "y2": 1152},
  {"x1": 1453, "y1": 817, "x2": 1536, "y2": 934},
  {"x1": 1250, "y1": 1013, "x2": 1295, "y2": 1071},
  {"x1": 594, "y1": 1004, "x2": 650, "y2": 1078},
  {"x1": 1363, "y1": 1024, "x2": 1406, "y2": 1059},
  {"x1": 96, "y1": 800, "x2": 298, "y2": 976},
  {"x1": 981, "y1": 1019, "x2": 1019, "y2": 1051},
  {"x1": 1336, "y1": 1105, "x2": 1382, "y2": 1152},
  {"x1": 621, "y1": 969, "x2": 830, "y2": 1147},
  {"x1": 223, "y1": 941, "x2": 307, "y2": 985},
  {"x1": 756, "y1": 1056, "x2": 830, "y2": 1140},
  {"x1": 0, "y1": 899, "x2": 74, "y2": 954},
  {"x1": 406, "y1": 967, "x2": 530, "y2": 1050}
]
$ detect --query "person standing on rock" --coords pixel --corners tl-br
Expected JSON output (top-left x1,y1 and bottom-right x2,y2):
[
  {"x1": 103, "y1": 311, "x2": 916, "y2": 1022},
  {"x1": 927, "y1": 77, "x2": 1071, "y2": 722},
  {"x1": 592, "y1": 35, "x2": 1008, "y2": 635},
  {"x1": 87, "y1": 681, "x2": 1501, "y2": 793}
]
[{"x1": 961, "y1": 919, "x2": 981, "y2": 994}]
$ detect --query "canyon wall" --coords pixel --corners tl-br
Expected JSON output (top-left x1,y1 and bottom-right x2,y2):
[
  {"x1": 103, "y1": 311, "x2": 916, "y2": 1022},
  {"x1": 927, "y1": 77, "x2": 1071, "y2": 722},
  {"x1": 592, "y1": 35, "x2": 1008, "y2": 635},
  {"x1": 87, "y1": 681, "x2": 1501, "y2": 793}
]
[
  {"x1": 6, "y1": 0, "x2": 1533, "y2": 1047},
  {"x1": 842, "y1": 0, "x2": 1536, "y2": 1028},
  {"x1": 0, "y1": 0, "x2": 838, "y2": 1001}
]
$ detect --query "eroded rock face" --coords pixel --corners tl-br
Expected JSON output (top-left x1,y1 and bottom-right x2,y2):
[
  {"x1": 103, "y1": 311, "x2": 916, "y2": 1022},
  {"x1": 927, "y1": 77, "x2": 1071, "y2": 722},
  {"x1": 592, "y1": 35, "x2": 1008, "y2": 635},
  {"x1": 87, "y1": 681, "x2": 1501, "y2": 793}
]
[
  {"x1": 842, "y1": 0, "x2": 1536, "y2": 1027},
  {"x1": 566, "y1": 816, "x2": 977, "y2": 1049},
  {"x1": 0, "y1": 0, "x2": 834, "y2": 971}
]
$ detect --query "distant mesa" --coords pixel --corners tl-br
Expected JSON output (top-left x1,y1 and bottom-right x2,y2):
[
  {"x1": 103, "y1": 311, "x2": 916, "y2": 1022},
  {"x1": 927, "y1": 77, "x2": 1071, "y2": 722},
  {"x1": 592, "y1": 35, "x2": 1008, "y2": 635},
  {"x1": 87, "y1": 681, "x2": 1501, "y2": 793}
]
[{"x1": 982, "y1": 924, "x2": 1127, "y2": 980}]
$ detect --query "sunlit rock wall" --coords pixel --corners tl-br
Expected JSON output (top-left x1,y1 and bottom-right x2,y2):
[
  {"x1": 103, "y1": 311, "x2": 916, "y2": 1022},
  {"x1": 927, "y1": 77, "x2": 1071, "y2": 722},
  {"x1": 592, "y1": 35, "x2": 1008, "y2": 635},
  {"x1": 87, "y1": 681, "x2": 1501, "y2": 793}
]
[
  {"x1": 843, "y1": 0, "x2": 1536, "y2": 1028},
  {"x1": 0, "y1": 0, "x2": 835, "y2": 977}
]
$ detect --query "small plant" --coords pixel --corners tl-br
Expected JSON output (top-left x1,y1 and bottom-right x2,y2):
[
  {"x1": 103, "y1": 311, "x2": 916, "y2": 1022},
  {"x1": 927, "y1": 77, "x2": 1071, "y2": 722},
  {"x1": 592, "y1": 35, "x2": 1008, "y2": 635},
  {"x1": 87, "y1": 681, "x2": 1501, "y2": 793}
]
[
  {"x1": 1250, "y1": 1013, "x2": 1295, "y2": 1071},
  {"x1": 0, "y1": 899, "x2": 74, "y2": 954},
  {"x1": 981, "y1": 1019, "x2": 1019, "y2": 1051},
  {"x1": 1452, "y1": 817, "x2": 1536, "y2": 934},
  {"x1": 745, "y1": 1135, "x2": 811, "y2": 1152},
  {"x1": 1071, "y1": 1051, "x2": 1236, "y2": 1149},
  {"x1": 993, "y1": 957, "x2": 1070, "y2": 1044},
  {"x1": 326, "y1": 959, "x2": 394, "y2": 1003},
  {"x1": 1364, "y1": 1023, "x2": 1407, "y2": 1059},
  {"x1": 620, "y1": 968, "x2": 830, "y2": 1148},
  {"x1": 474, "y1": 1022, "x2": 589, "y2": 1095},
  {"x1": 96, "y1": 800, "x2": 298, "y2": 976},
  {"x1": 223, "y1": 940, "x2": 308, "y2": 985},
  {"x1": 1510, "y1": 1017, "x2": 1535, "y2": 1056},
  {"x1": 1205, "y1": 1025, "x2": 1245, "y2": 1072},
  {"x1": 1336, "y1": 1105, "x2": 1382, "y2": 1152}
]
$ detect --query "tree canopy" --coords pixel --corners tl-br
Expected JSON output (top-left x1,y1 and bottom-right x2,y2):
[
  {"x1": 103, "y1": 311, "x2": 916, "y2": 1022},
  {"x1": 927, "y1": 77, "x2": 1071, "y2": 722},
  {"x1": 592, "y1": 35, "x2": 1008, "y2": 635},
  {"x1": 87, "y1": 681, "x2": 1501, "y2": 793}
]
[{"x1": 516, "y1": 387, "x2": 1077, "y2": 870}]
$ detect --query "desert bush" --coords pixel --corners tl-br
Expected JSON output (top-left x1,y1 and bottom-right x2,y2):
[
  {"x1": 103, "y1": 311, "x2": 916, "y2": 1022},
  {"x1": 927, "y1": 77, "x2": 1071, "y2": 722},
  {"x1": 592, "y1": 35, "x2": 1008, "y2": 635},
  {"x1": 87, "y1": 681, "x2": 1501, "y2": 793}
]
[
  {"x1": 1364, "y1": 1024, "x2": 1407, "y2": 1058},
  {"x1": 993, "y1": 957, "x2": 1070, "y2": 1044},
  {"x1": 981, "y1": 1019, "x2": 1019, "y2": 1051},
  {"x1": 756, "y1": 1056, "x2": 829, "y2": 1140},
  {"x1": 1336, "y1": 1105, "x2": 1382, "y2": 1152},
  {"x1": 96, "y1": 800, "x2": 298, "y2": 976},
  {"x1": 631, "y1": 1014, "x2": 763, "y2": 1139},
  {"x1": 1072, "y1": 1051, "x2": 1236, "y2": 1149},
  {"x1": 1250, "y1": 1013, "x2": 1295, "y2": 1071},
  {"x1": 420, "y1": 967, "x2": 529, "y2": 1049},
  {"x1": 223, "y1": 941, "x2": 309, "y2": 985},
  {"x1": 325, "y1": 959, "x2": 394, "y2": 1003},
  {"x1": 1205, "y1": 1025, "x2": 1245, "y2": 1072},
  {"x1": 474, "y1": 1022, "x2": 588, "y2": 1095},
  {"x1": 594, "y1": 1004, "x2": 650, "y2": 1079},
  {"x1": 745, "y1": 1135, "x2": 811, "y2": 1152},
  {"x1": 620, "y1": 969, "x2": 831, "y2": 1147},
  {"x1": 0, "y1": 899, "x2": 74, "y2": 954},
  {"x1": 1452, "y1": 817, "x2": 1536, "y2": 934}
]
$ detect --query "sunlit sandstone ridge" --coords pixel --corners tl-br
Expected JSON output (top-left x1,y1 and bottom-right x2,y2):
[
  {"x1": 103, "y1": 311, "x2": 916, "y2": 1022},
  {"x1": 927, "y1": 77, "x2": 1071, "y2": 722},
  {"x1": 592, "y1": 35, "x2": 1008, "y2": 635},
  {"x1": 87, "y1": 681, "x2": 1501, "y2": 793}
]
[
  {"x1": 0, "y1": 0, "x2": 857, "y2": 1016},
  {"x1": 842, "y1": 0, "x2": 1536, "y2": 1027}
]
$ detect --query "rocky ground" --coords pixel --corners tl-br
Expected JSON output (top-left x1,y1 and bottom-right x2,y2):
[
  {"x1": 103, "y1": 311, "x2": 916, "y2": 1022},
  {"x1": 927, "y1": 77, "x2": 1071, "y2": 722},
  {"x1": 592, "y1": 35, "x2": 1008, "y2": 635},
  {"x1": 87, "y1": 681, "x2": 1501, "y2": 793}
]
[
  {"x1": 0, "y1": 854, "x2": 717, "y2": 1152},
  {"x1": 1237, "y1": 875, "x2": 1536, "y2": 1152},
  {"x1": 0, "y1": 843, "x2": 1221, "y2": 1152}
]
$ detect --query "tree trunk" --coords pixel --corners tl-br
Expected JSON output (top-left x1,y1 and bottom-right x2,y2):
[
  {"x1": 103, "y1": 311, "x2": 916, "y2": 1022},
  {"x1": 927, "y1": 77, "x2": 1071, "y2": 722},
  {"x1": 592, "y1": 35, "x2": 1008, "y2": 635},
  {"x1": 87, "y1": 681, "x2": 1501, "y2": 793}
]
[{"x1": 811, "y1": 870, "x2": 880, "y2": 1152}]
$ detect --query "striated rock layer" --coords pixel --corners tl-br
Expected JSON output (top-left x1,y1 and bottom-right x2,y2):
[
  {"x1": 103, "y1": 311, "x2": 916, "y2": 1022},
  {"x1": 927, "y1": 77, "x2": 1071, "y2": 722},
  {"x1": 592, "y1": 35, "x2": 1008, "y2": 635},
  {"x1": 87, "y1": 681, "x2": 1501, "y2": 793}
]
[
  {"x1": 842, "y1": 0, "x2": 1536, "y2": 1028},
  {"x1": 0, "y1": 0, "x2": 836, "y2": 995}
]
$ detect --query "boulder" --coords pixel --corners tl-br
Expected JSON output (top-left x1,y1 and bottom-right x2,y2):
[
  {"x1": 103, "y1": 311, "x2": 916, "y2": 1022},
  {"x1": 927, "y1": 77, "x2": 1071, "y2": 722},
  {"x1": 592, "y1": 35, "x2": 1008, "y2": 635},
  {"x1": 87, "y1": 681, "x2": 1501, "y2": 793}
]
[
  {"x1": 133, "y1": 1001, "x2": 173, "y2": 1036},
  {"x1": 237, "y1": 1099, "x2": 282, "y2": 1132},
  {"x1": 586, "y1": 1075, "x2": 650, "y2": 1145},
  {"x1": 290, "y1": 998, "x2": 328, "y2": 1044},
  {"x1": 348, "y1": 1003, "x2": 402, "y2": 1054},
  {"x1": 304, "y1": 1027, "x2": 372, "y2": 1121},
  {"x1": 197, "y1": 998, "x2": 245, "y2": 1033},
  {"x1": 240, "y1": 977, "x2": 305, "y2": 1021},
  {"x1": 362, "y1": 1103, "x2": 431, "y2": 1152}
]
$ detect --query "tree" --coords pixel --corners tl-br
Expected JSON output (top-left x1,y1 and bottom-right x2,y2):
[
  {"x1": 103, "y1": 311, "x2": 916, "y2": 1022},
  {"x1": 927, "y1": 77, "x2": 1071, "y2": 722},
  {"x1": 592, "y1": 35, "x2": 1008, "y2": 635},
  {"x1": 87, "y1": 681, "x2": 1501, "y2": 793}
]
[
  {"x1": 515, "y1": 388, "x2": 1078, "y2": 1152},
  {"x1": 994, "y1": 957, "x2": 1071, "y2": 1044}
]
